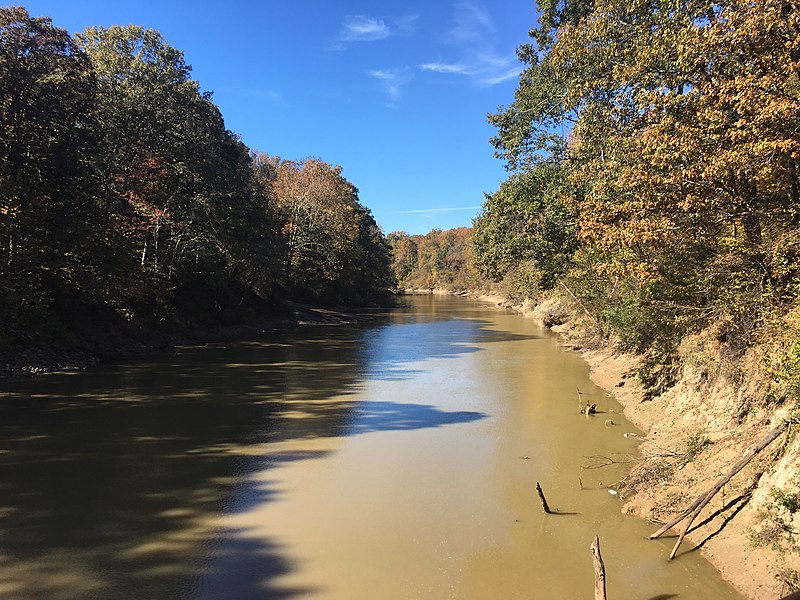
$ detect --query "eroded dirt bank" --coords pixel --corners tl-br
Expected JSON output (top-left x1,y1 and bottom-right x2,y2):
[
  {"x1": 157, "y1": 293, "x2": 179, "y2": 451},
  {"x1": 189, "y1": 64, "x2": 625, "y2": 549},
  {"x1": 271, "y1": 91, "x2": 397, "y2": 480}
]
[{"x1": 538, "y1": 306, "x2": 799, "y2": 599}]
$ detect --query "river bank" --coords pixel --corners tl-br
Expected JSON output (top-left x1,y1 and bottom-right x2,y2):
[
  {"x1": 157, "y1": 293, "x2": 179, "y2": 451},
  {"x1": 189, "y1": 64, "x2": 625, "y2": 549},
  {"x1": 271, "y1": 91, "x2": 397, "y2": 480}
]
[
  {"x1": 0, "y1": 300, "x2": 375, "y2": 381},
  {"x1": 402, "y1": 287, "x2": 800, "y2": 599},
  {"x1": 502, "y1": 298, "x2": 799, "y2": 599}
]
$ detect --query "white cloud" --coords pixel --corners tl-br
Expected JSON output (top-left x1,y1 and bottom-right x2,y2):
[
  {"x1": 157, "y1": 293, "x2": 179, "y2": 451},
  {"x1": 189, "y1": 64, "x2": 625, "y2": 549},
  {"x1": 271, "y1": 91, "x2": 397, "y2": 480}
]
[
  {"x1": 449, "y1": 3, "x2": 494, "y2": 44},
  {"x1": 395, "y1": 14, "x2": 420, "y2": 35},
  {"x1": 337, "y1": 13, "x2": 419, "y2": 45},
  {"x1": 401, "y1": 206, "x2": 482, "y2": 214},
  {"x1": 420, "y1": 55, "x2": 521, "y2": 87},
  {"x1": 480, "y1": 67, "x2": 522, "y2": 86},
  {"x1": 368, "y1": 67, "x2": 413, "y2": 106},
  {"x1": 419, "y1": 3, "x2": 522, "y2": 87},
  {"x1": 419, "y1": 61, "x2": 472, "y2": 75},
  {"x1": 340, "y1": 16, "x2": 391, "y2": 42}
]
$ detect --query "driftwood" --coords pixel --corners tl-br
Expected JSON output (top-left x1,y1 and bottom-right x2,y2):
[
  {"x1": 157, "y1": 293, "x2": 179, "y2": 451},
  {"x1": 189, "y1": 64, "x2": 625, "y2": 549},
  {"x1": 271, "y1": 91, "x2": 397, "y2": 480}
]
[
  {"x1": 580, "y1": 403, "x2": 598, "y2": 415},
  {"x1": 536, "y1": 482, "x2": 552, "y2": 514},
  {"x1": 590, "y1": 536, "x2": 607, "y2": 600},
  {"x1": 649, "y1": 421, "x2": 788, "y2": 559}
]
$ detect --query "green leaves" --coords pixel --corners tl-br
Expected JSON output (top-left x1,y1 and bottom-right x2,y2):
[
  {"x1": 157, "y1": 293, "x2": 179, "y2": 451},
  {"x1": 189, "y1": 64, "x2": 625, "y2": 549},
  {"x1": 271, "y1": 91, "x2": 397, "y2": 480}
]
[
  {"x1": 472, "y1": 163, "x2": 577, "y2": 289},
  {"x1": 0, "y1": 7, "x2": 100, "y2": 299}
]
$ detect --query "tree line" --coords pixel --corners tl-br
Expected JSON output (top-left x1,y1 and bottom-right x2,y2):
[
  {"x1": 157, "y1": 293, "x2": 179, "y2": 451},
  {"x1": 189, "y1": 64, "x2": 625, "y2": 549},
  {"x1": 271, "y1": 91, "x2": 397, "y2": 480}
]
[
  {"x1": 387, "y1": 228, "x2": 480, "y2": 291},
  {"x1": 393, "y1": 1, "x2": 800, "y2": 399},
  {"x1": 0, "y1": 7, "x2": 394, "y2": 349}
]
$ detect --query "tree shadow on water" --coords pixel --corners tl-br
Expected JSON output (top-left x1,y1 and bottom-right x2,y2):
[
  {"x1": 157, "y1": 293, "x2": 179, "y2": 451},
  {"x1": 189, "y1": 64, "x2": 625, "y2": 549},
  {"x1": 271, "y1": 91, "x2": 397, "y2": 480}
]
[
  {"x1": 348, "y1": 400, "x2": 485, "y2": 434},
  {"x1": 361, "y1": 318, "x2": 539, "y2": 381},
  {"x1": 0, "y1": 313, "x2": 526, "y2": 598},
  {"x1": 183, "y1": 529, "x2": 318, "y2": 600}
]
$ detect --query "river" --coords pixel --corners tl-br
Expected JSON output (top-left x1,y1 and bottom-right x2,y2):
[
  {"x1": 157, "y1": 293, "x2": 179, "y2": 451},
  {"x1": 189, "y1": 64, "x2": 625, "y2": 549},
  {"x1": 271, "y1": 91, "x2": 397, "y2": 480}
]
[{"x1": 0, "y1": 295, "x2": 743, "y2": 599}]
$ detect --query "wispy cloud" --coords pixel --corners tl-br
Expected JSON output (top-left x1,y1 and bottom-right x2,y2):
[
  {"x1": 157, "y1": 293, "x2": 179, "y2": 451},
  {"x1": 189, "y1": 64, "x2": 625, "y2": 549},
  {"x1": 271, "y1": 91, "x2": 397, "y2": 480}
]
[
  {"x1": 421, "y1": 55, "x2": 520, "y2": 86},
  {"x1": 419, "y1": 3, "x2": 522, "y2": 87},
  {"x1": 336, "y1": 13, "x2": 419, "y2": 46},
  {"x1": 450, "y1": 3, "x2": 494, "y2": 44},
  {"x1": 369, "y1": 67, "x2": 413, "y2": 106},
  {"x1": 395, "y1": 14, "x2": 420, "y2": 35},
  {"x1": 340, "y1": 16, "x2": 391, "y2": 42},
  {"x1": 401, "y1": 206, "x2": 482, "y2": 214},
  {"x1": 419, "y1": 61, "x2": 471, "y2": 75}
]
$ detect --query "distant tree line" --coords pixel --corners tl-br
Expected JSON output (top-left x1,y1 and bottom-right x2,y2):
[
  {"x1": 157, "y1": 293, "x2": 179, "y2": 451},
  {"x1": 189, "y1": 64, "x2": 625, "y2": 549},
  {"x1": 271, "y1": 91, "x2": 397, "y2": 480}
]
[
  {"x1": 465, "y1": 0, "x2": 800, "y2": 396},
  {"x1": 0, "y1": 7, "x2": 394, "y2": 348},
  {"x1": 387, "y1": 228, "x2": 482, "y2": 292}
]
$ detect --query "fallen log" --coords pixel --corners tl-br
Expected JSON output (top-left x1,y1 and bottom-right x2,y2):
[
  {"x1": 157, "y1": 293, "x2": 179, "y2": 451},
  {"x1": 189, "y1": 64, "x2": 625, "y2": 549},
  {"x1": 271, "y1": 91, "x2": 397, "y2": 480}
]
[
  {"x1": 649, "y1": 421, "x2": 788, "y2": 560},
  {"x1": 591, "y1": 536, "x2": 607, "y2": 600}
]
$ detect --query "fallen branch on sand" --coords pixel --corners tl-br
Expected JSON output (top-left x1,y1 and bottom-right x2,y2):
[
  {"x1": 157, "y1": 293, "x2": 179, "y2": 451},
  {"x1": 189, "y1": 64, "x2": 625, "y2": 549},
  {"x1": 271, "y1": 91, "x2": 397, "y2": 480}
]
[{"x1": 649, "y1": 421, "x2": 789, "y2": 560}]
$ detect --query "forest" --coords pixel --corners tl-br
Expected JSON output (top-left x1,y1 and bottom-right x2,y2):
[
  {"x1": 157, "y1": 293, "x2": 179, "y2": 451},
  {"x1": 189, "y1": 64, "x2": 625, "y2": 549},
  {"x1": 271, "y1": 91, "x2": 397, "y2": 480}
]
[{"x1": 0, "y1": 7, "x2": 394, "y2": 364}]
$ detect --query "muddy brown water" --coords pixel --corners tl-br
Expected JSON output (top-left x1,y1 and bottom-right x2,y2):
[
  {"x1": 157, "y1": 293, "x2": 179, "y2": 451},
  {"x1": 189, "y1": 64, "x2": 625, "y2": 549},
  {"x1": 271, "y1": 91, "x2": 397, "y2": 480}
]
[{"x1": 0, "y1": 296, "x2": 743, "y2": 599}]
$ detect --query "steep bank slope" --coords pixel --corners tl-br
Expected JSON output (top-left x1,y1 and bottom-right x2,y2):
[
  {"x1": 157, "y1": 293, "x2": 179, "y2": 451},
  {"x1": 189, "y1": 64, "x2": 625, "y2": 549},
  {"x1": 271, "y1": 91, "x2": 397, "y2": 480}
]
[{"x1": 549, "y1": 304, "x2": 800, "y2": 599}]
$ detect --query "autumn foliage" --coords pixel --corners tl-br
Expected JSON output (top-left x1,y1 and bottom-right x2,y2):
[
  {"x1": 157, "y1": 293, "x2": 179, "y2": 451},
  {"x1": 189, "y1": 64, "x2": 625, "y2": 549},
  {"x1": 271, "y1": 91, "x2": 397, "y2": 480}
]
[
  {"x1": 477, "y1": 0, "x2": 800, "y2": 371},
  {"x1": 387, "y1": 228, "x2": 480, "y2": 292}
]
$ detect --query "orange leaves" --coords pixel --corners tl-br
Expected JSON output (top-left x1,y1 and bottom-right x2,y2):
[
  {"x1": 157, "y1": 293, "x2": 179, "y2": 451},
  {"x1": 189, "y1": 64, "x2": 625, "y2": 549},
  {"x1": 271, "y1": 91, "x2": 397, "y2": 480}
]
[
  {"x1": 543, "y1": 0, "x2": 800, "y2": 282},
  {"x1": 258, "y1": 154, "x2": 369, "y2": 292}
]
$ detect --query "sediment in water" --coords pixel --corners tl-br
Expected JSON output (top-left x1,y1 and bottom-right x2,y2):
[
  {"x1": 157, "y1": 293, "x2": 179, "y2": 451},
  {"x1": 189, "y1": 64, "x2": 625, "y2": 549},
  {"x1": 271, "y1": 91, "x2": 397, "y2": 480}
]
[{"x1": 402, "y1": 287, "x2": 800, "y2": 600}]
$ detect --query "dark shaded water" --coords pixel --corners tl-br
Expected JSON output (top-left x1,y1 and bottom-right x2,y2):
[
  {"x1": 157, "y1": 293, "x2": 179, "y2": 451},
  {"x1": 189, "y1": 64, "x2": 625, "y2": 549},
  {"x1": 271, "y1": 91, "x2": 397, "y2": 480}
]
[{"x1": 0, "y1": 296, "x2": 743, "y2": 599}]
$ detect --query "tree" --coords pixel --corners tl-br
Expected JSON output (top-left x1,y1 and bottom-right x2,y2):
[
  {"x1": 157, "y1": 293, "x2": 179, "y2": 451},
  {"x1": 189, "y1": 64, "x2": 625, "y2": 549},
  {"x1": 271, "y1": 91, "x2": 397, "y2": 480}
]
[
  {"x1": 75, "y1": 25, "x2": 256, "y2": 312},
  {"x1": 488, "y1": 0, "x2": 800, "y2": 351},
  {"x1": 264, "y1": 157, "x2": 357, "y2": 299},
  {"x1": 472, "y1": 163, "x2": 577, "y2": 289},
  {"x1": 345, "y1": 205, "x2": 396, "y2": 302},
  {"x1": 387, "y1": 232, "x2": 418, "y2": 282},
  {"x1": 387, "y1": 228, "x2": 478, "y2": 291},
  {"x1": 0, "y1": 6, "x2": 100, "y2": 324}
]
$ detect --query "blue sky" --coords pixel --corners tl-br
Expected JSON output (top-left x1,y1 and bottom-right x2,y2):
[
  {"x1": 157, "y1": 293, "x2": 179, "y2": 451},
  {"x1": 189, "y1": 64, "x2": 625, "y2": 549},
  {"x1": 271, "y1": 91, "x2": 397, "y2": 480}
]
[{"x1": 20, "y1": 1, "x2": 537, "y2": 234}]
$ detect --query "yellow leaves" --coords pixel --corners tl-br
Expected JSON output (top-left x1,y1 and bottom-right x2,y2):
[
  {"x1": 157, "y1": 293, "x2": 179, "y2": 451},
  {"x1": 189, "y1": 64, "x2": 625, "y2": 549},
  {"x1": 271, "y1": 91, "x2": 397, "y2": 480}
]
[
  {"x1": 0, "y1": 204, "x2": 19, "y2": 218},
  {"x1": 510, "y1": 0, "x2": 800, "y2": 286}
]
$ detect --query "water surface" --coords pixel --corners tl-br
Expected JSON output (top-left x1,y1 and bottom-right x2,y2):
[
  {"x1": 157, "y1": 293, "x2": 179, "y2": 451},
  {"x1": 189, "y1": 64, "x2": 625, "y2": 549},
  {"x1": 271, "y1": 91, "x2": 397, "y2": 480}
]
[{"x1": 0, "y1": 296, "x2": 743, "y2": 599}]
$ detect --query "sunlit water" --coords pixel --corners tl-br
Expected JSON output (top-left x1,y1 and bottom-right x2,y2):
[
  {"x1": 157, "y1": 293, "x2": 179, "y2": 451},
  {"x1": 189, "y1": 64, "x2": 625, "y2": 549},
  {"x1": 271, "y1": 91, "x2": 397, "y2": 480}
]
[{"x1": 0, "y1": 296, "x2": 743, "y2": 599}]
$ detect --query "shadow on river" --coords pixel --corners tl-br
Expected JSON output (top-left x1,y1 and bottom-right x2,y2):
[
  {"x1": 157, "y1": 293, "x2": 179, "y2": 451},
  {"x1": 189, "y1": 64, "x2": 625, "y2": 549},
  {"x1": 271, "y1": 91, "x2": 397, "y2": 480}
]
[{"x1": 0, "y1": 302, "x2": 537, "y2": 599}]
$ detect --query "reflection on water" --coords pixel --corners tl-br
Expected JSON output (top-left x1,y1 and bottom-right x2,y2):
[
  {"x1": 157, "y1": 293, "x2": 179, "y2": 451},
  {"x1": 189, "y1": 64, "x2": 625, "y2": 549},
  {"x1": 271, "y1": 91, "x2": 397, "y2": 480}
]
[{"x1": 0, "y1": 296, "x2": 743, "y2": 599}]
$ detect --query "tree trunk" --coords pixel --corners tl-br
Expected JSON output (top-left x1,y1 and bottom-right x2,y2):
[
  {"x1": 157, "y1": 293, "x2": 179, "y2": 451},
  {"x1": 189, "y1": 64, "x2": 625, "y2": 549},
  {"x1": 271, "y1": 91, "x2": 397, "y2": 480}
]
[
  {"x1": 140, "y1": 237, "x2": 148, "y2": 267},
  {"x1": 789, "y1": 159, "x2": 800, "y2": 226},
  {"x1": 535, "y1": 482, "x2": 551, "y2": 514}
]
